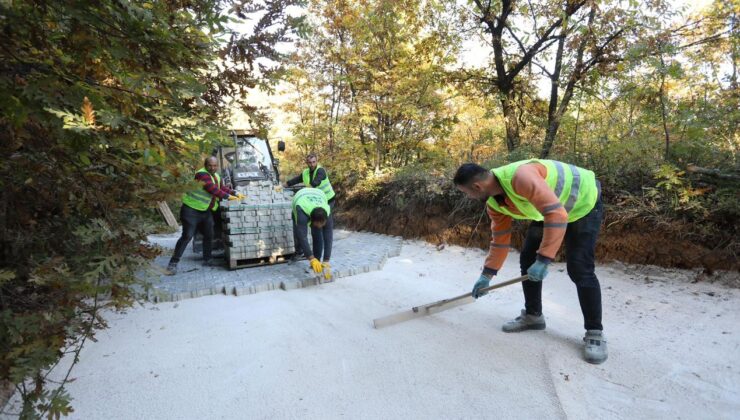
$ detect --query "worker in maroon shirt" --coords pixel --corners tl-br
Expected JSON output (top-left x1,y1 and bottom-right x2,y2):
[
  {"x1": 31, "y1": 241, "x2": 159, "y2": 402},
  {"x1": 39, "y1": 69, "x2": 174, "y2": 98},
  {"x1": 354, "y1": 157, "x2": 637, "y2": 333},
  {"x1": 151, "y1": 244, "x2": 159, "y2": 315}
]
[{"x1": 167, "y1": 157, "x2": 243, "y2": 274}]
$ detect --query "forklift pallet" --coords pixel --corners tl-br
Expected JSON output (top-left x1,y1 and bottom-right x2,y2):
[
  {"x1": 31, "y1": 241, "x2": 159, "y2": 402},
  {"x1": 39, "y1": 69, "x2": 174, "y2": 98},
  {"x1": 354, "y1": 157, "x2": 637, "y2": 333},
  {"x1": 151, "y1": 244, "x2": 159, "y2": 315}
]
[{"x1": 229, "y1": 253, "x2": 294, "y2": 270}]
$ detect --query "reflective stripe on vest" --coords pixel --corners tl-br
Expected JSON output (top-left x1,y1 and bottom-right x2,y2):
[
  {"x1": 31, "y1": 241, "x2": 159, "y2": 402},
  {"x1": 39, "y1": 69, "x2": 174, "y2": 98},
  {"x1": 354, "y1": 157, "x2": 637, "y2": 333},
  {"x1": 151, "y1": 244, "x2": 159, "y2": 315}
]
[
  {"x1": 292, "y1": 188, "x2": 331, "y2": 225},
  {"x1": 182, "y1": 169, "x2": 221, "y2": 212},
  {"x1": 302, "y1": 165, "x2": 335, "y2": 201},
  {"x1": 486, "y1": 159, "x2": 598, "y2": 222}
]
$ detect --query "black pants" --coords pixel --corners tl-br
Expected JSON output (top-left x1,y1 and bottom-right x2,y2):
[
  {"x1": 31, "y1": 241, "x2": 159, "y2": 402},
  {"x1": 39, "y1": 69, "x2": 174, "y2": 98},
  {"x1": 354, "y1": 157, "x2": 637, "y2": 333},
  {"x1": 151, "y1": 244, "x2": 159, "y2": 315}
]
[
  {"x1": 312, "y1": 200, "x2": 334, "y2": 261},
  {"x1": 169, "y1": 205, "x2": 213, "y2": 264},
  {"x1": 519, "y1": 194, "x2": 604, "y2": 331},
  {"x1": 212, "y1": 210, "x2": 224, "y2": 250}
]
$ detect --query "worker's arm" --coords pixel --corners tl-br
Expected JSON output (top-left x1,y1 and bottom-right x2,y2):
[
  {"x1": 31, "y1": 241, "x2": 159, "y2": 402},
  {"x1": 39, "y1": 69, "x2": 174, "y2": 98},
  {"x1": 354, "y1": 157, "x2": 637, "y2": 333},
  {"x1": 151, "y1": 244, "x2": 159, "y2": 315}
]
[
  {"x1": 219, "y1": 178, "x2": 236, "y2": 196},
  {"x1": 195, "y1": 172, "x2": 232, "y2": 199},
  {"x1": 483, "y1": 205, "x2": 513, "y2": 277},
  {"x1": 309, "y1": 168, "x2": 327, "y2": 188},
  {"x1": 285, "y1": 174, "x2": 303, "y2": 187},
  {"x1": 472, "y1": 206, "x2": 512, "y2": 298},
  {"x1": 511, "y1": 163, "x2": 568, "y2": 262},
  {"x1": 294, "y1": 207, "x2": 314, "y2": 259}
]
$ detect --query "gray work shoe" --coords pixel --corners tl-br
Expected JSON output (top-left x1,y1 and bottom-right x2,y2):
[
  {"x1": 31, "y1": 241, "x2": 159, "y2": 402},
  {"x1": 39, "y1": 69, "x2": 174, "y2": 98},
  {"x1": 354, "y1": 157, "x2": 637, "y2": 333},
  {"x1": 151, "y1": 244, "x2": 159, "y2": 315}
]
[
  {"x1": 502, "y1": 309, "x2": 546, "y2": 333},
  {"x1": 166, "y1": 262, "x2": 178, "y2": 276},
  {"x1": 290, "y1": 254, "x2": 306, "y2": 263},
  {"x1": 583, "y1": 330, "x2": 608, "y2": 364}
]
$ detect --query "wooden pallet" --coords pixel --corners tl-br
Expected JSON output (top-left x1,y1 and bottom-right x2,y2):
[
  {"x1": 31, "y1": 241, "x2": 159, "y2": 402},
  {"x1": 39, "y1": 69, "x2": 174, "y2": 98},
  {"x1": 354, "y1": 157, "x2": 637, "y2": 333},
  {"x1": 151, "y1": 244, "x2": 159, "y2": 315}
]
[
  {"x1": 157, "y1": 201, "x2": 178, "y2": 228},
  {"x1": 228, "y1": 253, "x2": 295, "y2": 270}
]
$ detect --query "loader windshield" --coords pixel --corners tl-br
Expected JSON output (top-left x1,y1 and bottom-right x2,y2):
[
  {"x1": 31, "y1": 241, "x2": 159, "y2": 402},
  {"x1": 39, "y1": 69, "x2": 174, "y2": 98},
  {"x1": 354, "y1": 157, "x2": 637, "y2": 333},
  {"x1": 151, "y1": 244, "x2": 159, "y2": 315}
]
[{"x1": 223, "y1": 135, "x2": 275, "y2": 182}]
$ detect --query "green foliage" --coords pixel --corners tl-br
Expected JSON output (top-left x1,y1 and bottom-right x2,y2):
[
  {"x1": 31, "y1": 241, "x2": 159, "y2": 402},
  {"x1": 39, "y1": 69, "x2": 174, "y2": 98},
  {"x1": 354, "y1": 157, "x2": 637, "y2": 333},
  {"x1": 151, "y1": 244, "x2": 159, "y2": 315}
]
[
  {"x1": 649, "y1": 164, "x2": 708, "y2": 214},
  {"x1": 350, "y1": 171, "x2": 393, "y2": 201},
  {"x1": 282, "y1": 0, "x2": 459, "y2": 176},
  {"x1": 0, "y1": 0, "x2": 301, "y2": 418}
]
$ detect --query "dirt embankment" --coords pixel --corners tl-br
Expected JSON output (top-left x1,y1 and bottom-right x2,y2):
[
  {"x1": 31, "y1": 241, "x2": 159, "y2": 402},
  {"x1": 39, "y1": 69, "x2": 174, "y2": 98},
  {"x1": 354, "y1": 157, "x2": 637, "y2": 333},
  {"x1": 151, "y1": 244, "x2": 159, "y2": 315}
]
[{"x1": 335, "y1": 177, "x2": 739, "y2": 275}]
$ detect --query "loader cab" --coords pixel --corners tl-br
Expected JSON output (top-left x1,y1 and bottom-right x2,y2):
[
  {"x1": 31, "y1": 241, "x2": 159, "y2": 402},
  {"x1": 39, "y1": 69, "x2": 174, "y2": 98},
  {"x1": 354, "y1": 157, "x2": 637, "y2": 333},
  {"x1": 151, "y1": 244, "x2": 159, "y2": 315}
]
[{"x1": 217, "y1": 130, "x2": 285, "y2": 187}]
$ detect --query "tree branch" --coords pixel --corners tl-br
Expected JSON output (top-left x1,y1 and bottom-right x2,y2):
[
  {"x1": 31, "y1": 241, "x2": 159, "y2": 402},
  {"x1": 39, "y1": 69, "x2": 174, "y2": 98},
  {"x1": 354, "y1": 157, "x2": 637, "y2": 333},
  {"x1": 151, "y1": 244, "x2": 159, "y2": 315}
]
[
  {"x1": 676, "y1": 30, "x2": 732, "y2": 51},
  {"x1": 530, "y1": 59, "x2": 553, "y2": 78},
  {"x1": 527, "y1": 0, "x2": 539, "y2": 34},
  {"x1": 505, "y1": 23, "x2": 528, "y2": 56},
  {"x1": 507, "y1": 0, "x2": 588, "y2": 80}
]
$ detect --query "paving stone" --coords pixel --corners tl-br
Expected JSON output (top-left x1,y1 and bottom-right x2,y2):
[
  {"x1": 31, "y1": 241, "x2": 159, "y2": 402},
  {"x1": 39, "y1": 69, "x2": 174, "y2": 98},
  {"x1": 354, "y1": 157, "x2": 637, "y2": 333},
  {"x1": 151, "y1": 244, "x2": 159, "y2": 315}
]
[{"x1": 146, "y1": 229, "x2": 402, "y2": 302}]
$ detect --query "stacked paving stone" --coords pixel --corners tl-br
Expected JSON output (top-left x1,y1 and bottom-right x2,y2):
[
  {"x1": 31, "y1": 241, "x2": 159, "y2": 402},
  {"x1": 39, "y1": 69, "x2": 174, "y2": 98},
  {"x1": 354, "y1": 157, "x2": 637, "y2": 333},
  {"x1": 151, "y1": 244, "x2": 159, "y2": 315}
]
[{"x1": 221, "y1": 181, "x2": 296, "y2": 269}]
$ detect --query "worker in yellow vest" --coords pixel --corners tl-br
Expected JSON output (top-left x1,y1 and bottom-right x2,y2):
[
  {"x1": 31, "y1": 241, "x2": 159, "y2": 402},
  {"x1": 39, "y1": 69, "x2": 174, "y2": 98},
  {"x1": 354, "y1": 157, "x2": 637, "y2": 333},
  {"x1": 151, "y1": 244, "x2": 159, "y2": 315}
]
[
  {"x1": 453, "y1": 160, "x2": 607, "y2": 364},
  {"x1": 291, "y1": 188, "x2": 333, "y2": 281},
  {"x1": 285, "y1": 153, "x2": 336, "y2": 202},
  {"x1": 285, "y1": 153, "x2": 336, "y2": 265},
  {"x1": 167, "y1": 157, "x2": 244, "y2": 275}
]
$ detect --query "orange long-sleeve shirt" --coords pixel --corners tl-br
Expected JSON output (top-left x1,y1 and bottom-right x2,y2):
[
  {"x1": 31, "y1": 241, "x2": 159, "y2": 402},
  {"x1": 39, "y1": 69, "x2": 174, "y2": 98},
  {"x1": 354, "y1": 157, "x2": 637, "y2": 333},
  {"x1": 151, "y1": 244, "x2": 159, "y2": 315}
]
[{"x1": 484, "y1": 162, "x2": 568, "y2": 273}]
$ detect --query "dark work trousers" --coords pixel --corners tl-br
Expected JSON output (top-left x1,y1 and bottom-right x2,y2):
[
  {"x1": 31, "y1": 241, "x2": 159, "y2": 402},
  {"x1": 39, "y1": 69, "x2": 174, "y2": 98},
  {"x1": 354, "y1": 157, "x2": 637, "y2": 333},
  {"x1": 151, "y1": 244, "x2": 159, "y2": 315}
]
[
  {"x1": 169, "y1": 204, "x2": 214, "y2": 264},
  {"x1": 519, "y1": 190, "x2": 604, "y2": 331},
  {"x1": 312, "y1": 199, "x2": 335, "y2": 261},
  {"x1": 211, "y1": 210, "x2": 224, "y2": 250}
]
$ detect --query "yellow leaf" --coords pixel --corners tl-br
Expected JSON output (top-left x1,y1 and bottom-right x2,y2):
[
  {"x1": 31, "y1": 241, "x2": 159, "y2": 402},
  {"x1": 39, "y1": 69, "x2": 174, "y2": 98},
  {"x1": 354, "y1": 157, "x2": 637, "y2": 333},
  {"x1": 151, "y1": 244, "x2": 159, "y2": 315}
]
[{"x1": 81, "y1": 97, "x2": 95, "y2": 126}]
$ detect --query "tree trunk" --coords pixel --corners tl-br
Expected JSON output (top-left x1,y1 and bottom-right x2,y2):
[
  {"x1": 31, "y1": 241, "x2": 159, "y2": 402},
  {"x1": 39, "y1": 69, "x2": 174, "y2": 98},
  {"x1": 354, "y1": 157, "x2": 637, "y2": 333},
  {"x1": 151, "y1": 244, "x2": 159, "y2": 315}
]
[
  {"x1": 730, "y1": 11, "x2": 738, "y2": 91},
  {"x1": 540, "y1": 31, "x2": 566, "y2": 159},
  {"x1": 500, "y1": 90, "x2": 520, "y2": 151},
  {"x1": 540, "y1": 7, "x2": 595, "y2": 159},
  {"x1": 659, "y1": 53, "x2": 671, "y2": 160},
  {"x1": 473, "y1": 0, "x2": 588, "y2": 154},
  {"x1": 358, "y1": 125, "x2": 371, "y2": 164},
  {"x1": 328, "y1": 66, "x2": 337, "y2": 153},
  {"x1": 572, "y1": 90, "x2": 582, "y2": 158},
  {"x1": 375, "y1": 112, "x2": 383, "y2": 173}
]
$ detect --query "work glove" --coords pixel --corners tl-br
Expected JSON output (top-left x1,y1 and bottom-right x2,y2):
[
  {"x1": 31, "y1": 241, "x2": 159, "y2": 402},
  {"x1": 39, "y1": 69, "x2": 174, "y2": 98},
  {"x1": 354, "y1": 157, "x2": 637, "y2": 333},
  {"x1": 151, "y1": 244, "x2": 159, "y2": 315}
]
[
  {"x1": 309, "y1": 258, "x2": 323, "y2": 274},
  {"x1": 471, "y1": 274, "x2": 491, "y2": 299},
  {"x1": 227, "y1": 195, "x2": 239, "y2": 201},
  {"x1": 322, "y1": 261, "x2": 332, "y2": 281},
  {"x1": 236, "y1": 193, "x2": 246, "y2": 200},
  {"x1": 274, "y1": 185, "x2": 284, "y2": 192},
  {"x1": 527, "y1": 259, "x2": 550, "y2": 282}
]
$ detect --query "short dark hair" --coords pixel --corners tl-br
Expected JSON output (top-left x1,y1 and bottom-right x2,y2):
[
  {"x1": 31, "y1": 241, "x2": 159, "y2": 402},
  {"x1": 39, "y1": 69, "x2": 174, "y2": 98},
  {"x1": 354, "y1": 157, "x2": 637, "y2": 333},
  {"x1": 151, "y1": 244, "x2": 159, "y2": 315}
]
[
  {"x1": 310, "y1": 207, "x2": 328, "y2": 224},
  {"x1": 453, "y1": 163, "x2": 489, "y2": 186}
]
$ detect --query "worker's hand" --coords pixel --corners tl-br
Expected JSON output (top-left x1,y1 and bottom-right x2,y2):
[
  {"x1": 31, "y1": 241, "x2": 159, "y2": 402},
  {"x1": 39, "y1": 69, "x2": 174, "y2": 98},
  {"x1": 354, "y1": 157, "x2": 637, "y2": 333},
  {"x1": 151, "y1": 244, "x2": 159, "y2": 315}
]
[
  {"x1": 236, "y1": 193, "x2": 246, "y2": 200},
  {"x1": 227, "y1": 195, "x2": 240, "y2": 201},
  {"x1": 309, "y1": 258, "x2": 323, "y2": 274},
  {"x1": 274, "y1": 185, "x2": 283, "y2": 192},
  {"x1": 322, "y1": 261, "x2": 332, "y2": 281},
  {"x1": 527, "y1": 259, "x2": 549, "y2": 282},
  {"x1": 471, "y1": 274, "x2": 491, "y2": 299}
]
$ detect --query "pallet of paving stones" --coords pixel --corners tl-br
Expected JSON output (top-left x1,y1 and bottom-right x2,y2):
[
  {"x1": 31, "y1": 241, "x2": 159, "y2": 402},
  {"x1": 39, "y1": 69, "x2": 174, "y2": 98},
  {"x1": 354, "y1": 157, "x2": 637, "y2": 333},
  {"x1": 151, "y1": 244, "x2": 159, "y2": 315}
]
[{"x1": 220, "y1": 182, "x2": 295, "y2": 270}]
